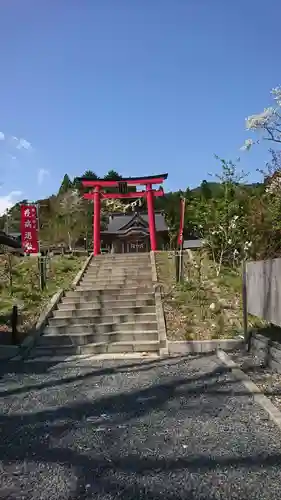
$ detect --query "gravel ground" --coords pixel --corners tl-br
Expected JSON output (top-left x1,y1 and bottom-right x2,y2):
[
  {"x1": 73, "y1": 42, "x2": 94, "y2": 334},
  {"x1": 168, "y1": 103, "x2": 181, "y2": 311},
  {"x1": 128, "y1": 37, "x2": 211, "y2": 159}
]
[
  {"x1": 1, "y1": 354, "x2": 281, "y2": 499},
  {"x1": 230, "y1": 348, "x2": 281, "y2": 410}
]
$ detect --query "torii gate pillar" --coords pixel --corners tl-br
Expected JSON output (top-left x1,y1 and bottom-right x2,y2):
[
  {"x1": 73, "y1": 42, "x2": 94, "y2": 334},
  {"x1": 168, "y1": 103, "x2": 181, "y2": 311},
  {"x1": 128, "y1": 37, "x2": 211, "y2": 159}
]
[
  {"x1": 79, "y1": 174, "x2": 168, "y2": 255},
  {"x1": 93, "y1": 186, "x2": 101, "y2": 257},
  {"x1": 146, "y1": 183, "x2": 157, "y2": 251}
]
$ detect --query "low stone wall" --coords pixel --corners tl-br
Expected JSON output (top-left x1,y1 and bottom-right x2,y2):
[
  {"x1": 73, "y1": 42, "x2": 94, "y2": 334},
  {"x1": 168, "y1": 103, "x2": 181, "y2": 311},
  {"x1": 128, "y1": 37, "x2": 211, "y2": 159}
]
[
  {"x1": 168, "y1": 339, "x2": 243, "y2": 355},
  {"x1": 249, "y1": 328, "x2": 281, "y2": 373}
]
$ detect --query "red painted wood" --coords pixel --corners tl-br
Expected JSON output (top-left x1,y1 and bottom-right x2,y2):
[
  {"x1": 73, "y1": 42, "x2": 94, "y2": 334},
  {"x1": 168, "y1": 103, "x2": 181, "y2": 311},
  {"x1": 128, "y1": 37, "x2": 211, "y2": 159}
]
[
  {"x1": 84, "y1": 188, "x2": 164, "y2": 200},
  {"x1": 93, "y1": 187, "x2": 101, "y2": 255},
  {"x1": 81, "y1": 176, "x2": 167, "y2": 188},
  {"x1": 146, "y1": 184, "x2": 157, "y2": 251}
]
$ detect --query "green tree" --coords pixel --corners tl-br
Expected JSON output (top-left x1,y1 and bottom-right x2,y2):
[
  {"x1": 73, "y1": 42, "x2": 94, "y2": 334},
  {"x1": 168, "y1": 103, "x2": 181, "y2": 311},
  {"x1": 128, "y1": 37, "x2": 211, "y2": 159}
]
[
  {"x1": 83, "y1": 170, "x2": 98, "y2": 179},
  {"x1": 103, "y1": 170, "x2": 122, "y2": 180},
  {"x1": 200, "y1": 180, "x2": 212, "y2": 200},
  {"x1": 195, "y1": 158, "x2": 250, "y2": 274},
  {"x1": 58, "y1": 174, "x2": 73, "y2": 195}
]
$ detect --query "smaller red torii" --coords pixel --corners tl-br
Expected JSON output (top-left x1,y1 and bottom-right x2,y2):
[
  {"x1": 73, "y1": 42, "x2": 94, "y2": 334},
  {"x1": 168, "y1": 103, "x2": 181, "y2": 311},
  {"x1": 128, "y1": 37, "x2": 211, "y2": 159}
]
[{"x1": 78, "y1": 174, "x2": 168, "y2": 255}]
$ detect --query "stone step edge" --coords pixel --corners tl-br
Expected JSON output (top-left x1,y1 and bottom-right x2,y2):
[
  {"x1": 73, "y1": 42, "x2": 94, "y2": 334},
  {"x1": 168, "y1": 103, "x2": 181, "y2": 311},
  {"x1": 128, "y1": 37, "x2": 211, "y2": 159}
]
[
  {"x1": 54, "y1": 305, "x2": 156, "y2": 312},
  {"x1": 45, "y1": 320, "x2": 157, "y2": 328},
  {"x1": 42, "y1": 329, "x2": 159, "y2": 338},
  {"x1": 50, "y1": 312, "x2": 157, "y2": 320},
  {"x1": 62, "y1": 293, "x2": 155, "y2": 303},
  {"x1": 64, "y1": 291, "x2": 154, "y2": 295},
  {"x1": 25, "y1": 353, "x2": 159, "y2": 363},
  {"x1": 33, "y1": 340, "x2": 160, "y2": 350}
]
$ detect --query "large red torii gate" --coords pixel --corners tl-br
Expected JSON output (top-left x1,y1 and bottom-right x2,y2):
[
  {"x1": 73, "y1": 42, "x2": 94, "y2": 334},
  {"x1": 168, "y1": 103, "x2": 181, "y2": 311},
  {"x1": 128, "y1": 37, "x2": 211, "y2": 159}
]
[{"x1": 79, "y1": 173, "x2": 168, "y2": 255}]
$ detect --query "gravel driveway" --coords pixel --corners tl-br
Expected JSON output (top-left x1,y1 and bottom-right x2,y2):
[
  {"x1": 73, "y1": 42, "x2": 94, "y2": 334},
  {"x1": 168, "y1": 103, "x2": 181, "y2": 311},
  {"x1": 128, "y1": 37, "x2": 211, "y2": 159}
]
[{"x1": 1, "y1": 354, "x2": 281, "y2": 499}]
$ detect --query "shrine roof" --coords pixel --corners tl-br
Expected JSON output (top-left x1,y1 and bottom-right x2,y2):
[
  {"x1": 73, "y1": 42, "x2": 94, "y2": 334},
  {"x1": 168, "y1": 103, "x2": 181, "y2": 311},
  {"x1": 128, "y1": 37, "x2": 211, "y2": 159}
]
[
  {"x1": 101, "y1": 212, "x2": 168, "y2": 234},
  {"x1": 0, "y1": 231, "x2": 22, "y2": 249}
]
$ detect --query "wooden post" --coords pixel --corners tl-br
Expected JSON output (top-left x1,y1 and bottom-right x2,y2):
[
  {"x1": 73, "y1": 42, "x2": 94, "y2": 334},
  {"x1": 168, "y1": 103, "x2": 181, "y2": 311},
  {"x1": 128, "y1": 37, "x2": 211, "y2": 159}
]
[
  {"x1": 11, "y1": 305, "x2": 18, "y2": 345},
  {"x1": 39, "y1": 256, "x2": 46, "y2": 291},
  {"x1": 242, "y1": 259, "x2": 248, "y2": 345},
  {"x1": 7, "y1": 253, "x2": 13, "y2": 294}
]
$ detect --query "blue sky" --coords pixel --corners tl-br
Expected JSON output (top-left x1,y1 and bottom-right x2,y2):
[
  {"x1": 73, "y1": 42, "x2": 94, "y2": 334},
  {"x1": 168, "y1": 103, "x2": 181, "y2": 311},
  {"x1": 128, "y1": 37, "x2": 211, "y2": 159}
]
[{"x1": 0, "y1": 0, "x2": 280, "y2": 213}]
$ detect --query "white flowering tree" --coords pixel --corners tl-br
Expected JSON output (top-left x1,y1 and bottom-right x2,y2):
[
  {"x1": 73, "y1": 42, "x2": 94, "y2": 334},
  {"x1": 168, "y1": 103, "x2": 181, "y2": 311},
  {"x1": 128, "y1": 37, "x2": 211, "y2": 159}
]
[
  {"x1": 101, "y1": 197, "x2": 143, "y2": 215},
  {"x1": 193, "y1": 157, "x2": 251, "y2": 275},
  {"x1": 242, "y1": 86, "x2": 281, "y2": 150}
]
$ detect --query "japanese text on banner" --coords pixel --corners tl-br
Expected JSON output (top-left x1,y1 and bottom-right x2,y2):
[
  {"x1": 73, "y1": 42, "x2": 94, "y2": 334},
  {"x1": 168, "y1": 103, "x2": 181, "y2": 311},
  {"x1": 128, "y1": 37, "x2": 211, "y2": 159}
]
[{"x1": 20, "y1": 204, "x2": 39, "y2": 254}]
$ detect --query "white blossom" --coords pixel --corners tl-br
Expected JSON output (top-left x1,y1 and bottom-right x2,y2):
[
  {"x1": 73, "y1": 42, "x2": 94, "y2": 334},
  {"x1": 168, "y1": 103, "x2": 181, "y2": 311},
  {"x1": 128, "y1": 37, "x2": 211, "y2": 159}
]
[
  {"x1": 246, "y1": 107, "x2": 275, "y2": 130},
  {"x1": 244, "y1": 241, "x2": 252, "y2": 252},
  {"x1": 240, "y1": 138, "x2": 254, "y2": 151},
  {"x1": 265, "y1": 174, "x2": 281, "y2": 194},
  {"x1": 271, "y1": 86, "x2": 281, "y2": 106}
]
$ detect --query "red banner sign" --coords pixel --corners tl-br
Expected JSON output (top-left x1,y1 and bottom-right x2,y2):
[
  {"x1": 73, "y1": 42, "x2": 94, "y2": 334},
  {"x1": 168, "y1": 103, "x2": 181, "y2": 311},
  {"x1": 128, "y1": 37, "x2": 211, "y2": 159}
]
[
  {"x1": 177, "y1": 197, "x2": 186, "y2": 247},
  {"x1": 20, "y1": 204, "x2": 39, "y2": 254}
]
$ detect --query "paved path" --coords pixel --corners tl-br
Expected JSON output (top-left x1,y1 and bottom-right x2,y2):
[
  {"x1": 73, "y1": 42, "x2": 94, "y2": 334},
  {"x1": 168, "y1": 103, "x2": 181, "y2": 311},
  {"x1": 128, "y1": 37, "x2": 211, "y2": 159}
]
[{"x1": 1, "y1": 354, "x2": 281, "y2": 499}]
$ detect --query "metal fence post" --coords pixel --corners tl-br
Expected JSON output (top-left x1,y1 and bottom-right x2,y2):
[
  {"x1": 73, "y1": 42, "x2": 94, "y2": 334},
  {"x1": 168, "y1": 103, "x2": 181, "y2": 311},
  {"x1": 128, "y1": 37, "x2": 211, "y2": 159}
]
[{"x1": 242, "y1": 259, "x2": 248, "y2": 345}]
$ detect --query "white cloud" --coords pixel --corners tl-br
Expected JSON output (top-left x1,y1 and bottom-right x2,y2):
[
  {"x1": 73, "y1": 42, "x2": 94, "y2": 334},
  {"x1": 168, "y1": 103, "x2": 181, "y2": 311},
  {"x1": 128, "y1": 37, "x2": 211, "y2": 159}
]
[
  {"x1": 0, "y1": 190, "x2": 23, "y2": 216},
  {"x1": 0, "y1": 132, "x2": 4, "y2": 141},
  {"x1": 37, "y1": 168, "x2": 49, "y2": 185},
  {"x1": 7, "y1": 154, "x2": 17, "y2": 161},
  {"x1": 16, "y1": 138, "x2": 32, "y2": 150}
]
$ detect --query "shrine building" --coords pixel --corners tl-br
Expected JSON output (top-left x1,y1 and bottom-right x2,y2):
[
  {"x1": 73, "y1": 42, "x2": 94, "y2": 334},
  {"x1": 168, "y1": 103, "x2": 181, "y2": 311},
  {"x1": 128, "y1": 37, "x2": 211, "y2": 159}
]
[{"x1": 101, "y1": 211, "x2": 169, "y2": 253}]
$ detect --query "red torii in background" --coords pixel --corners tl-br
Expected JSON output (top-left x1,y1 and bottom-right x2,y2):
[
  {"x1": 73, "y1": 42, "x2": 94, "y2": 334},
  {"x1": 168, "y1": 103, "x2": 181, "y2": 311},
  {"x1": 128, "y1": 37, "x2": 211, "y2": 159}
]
[{"x1": 79, "y1": 174, "x2": 168, "y2": 255}]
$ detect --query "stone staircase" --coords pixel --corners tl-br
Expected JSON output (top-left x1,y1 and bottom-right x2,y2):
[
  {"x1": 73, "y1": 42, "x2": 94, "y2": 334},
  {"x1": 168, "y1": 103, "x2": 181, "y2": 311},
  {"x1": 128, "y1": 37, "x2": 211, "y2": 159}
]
[{"x1": 30, "y1": 253, "x2": 162, "y2": 358}]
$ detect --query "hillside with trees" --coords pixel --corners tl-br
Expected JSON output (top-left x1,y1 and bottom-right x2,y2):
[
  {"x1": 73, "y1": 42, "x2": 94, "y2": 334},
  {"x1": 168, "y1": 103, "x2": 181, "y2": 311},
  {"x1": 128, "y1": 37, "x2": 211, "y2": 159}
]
[
  {"x1": 1, "y1": 86, "x2": 281, "y2": 268},
  {"x1": 0, "y1": 156, "x2": 278, "y2": 267}
]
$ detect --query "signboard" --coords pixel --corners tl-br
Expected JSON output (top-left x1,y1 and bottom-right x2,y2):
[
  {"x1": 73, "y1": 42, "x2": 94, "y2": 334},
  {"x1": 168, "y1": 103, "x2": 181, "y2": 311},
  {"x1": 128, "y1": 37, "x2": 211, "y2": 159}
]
[
  {"x1": 118, "y1": 181, "x2": 128, "y2": 194},
  {"x1": 20, "y1": 204, "x2": 39, "y2": 254}
]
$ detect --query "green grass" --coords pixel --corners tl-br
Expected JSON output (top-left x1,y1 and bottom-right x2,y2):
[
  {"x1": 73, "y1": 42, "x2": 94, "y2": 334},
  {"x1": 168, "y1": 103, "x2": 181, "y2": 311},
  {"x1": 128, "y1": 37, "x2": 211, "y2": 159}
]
[
  {"x1": 0, "y1": 254, "x2": 85, "y2": 337},
  {"x1": 218, "y1": 267, "x2": 242, "y2": 293},
  {"x1": 155, "y1": 250, "x2": 244, "y2": 341}
]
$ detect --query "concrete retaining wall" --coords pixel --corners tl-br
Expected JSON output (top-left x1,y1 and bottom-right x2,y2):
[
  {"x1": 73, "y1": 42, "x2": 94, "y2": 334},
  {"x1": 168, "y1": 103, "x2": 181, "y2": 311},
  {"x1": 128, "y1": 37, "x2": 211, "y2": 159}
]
[
  {"x1": 249, "y1": 330, "x2": 281, "y2": 373},
  {"x1": 168, "y1": 339, "x2": 243, "y2": 355},
  {"x1": 0, "y1": 345, "x2": 20, "y2": 360}
]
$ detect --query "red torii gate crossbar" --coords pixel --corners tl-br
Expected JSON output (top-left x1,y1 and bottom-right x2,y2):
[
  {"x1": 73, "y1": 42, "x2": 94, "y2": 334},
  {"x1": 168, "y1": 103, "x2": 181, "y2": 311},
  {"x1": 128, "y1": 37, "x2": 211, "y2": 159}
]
[{"x1": 79, "y1": 174, "x2": 168, "y2": 255}]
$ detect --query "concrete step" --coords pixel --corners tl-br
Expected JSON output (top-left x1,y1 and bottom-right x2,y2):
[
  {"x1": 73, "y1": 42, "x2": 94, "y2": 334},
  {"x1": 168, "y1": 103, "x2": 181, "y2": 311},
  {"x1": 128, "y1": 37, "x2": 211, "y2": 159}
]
[
  {"x1": 92, "y1": 256, "x2": 150, "y2": 261},
  {"x1": 53, "y1": 304, "x2": 156, "y2": 318},
  {"x1": 79, "y1": 280, "x2": 152, "y2": 288},
  {"x1": 82, "y1": 272, "x2": 152, "y2": 279},
  {"x1": 81, "y1": 274, "x2": 152, "y2": 281},
  {"x1": 49, "y1": 312, "x2": 157, "y2": 327},
  {"x1": 30, "y1": 340, "x2": 160, "y2": 358},
  {"x1": 75, "y1": 286, "x2": 154, "y2": 294},
  {"x1": 85, "y1": 268, "x2": 152, "y2": 273},
  {"x1": 86, "y1": 268, "x2": 151, "y2": 274},
  {"x1": 86, "y1": 265, "x2": 151, "y2": 271},
  {"x1": 90, "y1": 260, "x2": 151, "y2": 266},
  {"x1": 62, "y1": 290, "x2": 154, "y2": 301},
  {"x1": 60, "y1": 297, "x2": 155, "y2": 309},
  {"x1": 65, "y1": 288, "x2": 154, "y2": 296},
  {"x1": 86, "y1": 266, "x2": 151, "y2": 271},
  {"x1": 38, "y1": 330, "x2": 159, "y2": 346},
  {"x1": 44, "y1": 321, "x2": 158, "y2": 335},
  {"x1": 65, "y1": 290, "x2": 154, "y2": 300}
]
